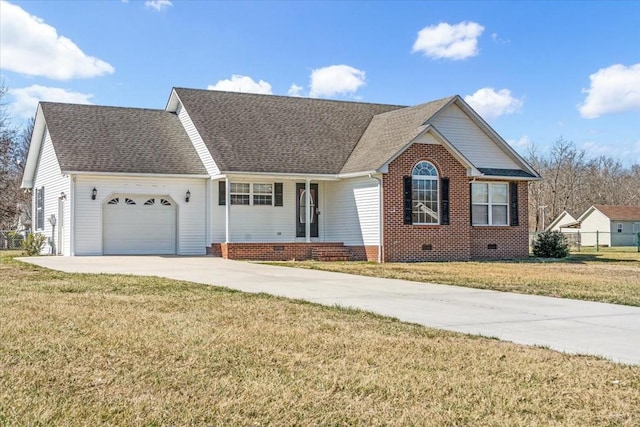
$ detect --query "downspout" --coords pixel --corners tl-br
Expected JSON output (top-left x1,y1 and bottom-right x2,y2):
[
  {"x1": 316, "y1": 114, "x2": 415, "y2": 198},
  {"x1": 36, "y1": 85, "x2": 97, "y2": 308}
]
[
  {"x1": 369, "y1": 174, "x2": 383, "y2": 263},
  {"x1": 70, "y1": 175, "x2": 76, "y2": 256}
]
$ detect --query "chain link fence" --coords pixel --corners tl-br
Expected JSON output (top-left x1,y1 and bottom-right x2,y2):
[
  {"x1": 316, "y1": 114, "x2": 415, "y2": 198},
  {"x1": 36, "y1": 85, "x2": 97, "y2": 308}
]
[
  {"x1": 0, "y1": 230, "x2": 26, "y2": 250},
  {"x1": 530, "y1": 231, "x2": 640, "y2": 252}
]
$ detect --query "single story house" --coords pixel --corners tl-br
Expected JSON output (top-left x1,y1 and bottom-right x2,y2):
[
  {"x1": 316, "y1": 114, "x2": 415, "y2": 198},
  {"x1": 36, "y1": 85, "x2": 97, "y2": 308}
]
[
  {"x1": 21, "y1": 88, "x2": 540, "y2": 262},
  {"x1": 546, "y1": 210, "x2": 579, "y2": 232},
  {"x1": 576, "y1": 205, "x2": 640, "y2": 247}
]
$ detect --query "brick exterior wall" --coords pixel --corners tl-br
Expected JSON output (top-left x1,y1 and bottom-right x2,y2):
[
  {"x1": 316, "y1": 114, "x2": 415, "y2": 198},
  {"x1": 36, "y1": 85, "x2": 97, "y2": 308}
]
[
  {"x1": 383, "y1": 144, "x2": 471, "y2": 261},
  {"x1": 218, "y1": 242, "x2": 372, "y2": 261},
  {"x1": 382, "y1": 143, "x2": 529, "y2": 262},
  {"x1": 470, "y1": 181, "x2": 529, "y2": 260},
  {"x1": 347, "y1": 245, "x2": 379, "y2": 262}
]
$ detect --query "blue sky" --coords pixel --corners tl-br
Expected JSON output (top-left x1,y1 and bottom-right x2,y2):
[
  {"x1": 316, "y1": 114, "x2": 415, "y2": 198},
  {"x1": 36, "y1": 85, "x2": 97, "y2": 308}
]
[{"x1": 2, "y1": 0, "x2": 639, "y2": 164}]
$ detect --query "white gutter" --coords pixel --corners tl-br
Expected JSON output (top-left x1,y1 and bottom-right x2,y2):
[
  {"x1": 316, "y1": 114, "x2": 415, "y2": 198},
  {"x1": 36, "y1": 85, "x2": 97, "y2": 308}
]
[
  {"x1": 211, "y1": 170, "x2": 382, "y2": 181},
  {"x1": 369, "y1": 173, "x2": 384, "y2": 263},
  {"x1": 63, "y1": 171, "x2": 210, "y2": 179}
]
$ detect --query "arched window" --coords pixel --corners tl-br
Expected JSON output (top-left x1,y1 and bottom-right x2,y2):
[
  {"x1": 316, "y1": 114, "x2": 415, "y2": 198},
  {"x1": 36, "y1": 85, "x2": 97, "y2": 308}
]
[{"x1": 412, "y1": 161, "x2": 438, "y2": 224}]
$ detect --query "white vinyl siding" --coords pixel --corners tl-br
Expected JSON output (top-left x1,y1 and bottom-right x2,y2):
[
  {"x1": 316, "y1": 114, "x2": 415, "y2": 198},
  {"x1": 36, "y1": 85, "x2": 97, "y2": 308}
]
[
  {"x1": 579, "y1": 209, "x2": 611, "y2": 246},
  {"x1": 177, "y1": 101, "x2": 219, "y2": 176},
  {"x1": 324, "y1": 176, "x2": 380, "y2": 246},
  {"x1": 212, "y1": 180, "x2": 303, "y2": 242},
  {"x1": 73, "y1": 175, "x2": 206, "y2": 255},
  {"x1": 32, "y1": 128, "x2": 71, "y2": 255},
  {"x1": 431, "y1": 104, "x2": 520, "y2": 170}
]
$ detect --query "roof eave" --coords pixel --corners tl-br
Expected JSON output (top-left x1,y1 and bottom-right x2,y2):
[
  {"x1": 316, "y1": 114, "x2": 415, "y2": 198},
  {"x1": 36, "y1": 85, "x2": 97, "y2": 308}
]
[
  {"x1": 64, "y1": 171, "x2": 211, "y2": 179},
  {"x1": 20, "y1": 104, "x2": 47, "y2": 189}
]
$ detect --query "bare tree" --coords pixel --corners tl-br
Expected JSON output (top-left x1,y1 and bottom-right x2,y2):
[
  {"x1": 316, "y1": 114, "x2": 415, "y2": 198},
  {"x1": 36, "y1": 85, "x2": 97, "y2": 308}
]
[
  {"x1": 528, "y1": 137, "x2": 640, "y2": 231},
  {"x1": 0, "y1": 82, "x2": 33, "y2": 230}
]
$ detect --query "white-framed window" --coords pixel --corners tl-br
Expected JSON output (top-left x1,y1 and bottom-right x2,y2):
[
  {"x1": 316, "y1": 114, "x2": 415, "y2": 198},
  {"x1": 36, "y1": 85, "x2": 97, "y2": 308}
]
[
  {"x1": 230, "y1": 183, "x2": 250, "y2": 205},
  {"x1": 617, "y1": 223, "x2": 623, "y2": 233},
  {"x1": 412, "y1": 161, "x2": 439, "y2": 224},
  {"x1": 35, "y1": 186, "x2": 45, "y2": 230},
  {"x1": 471, "y1": 182, "x2": 509, "y2": 226},
  {"x1": 252, "y1": 183, "x2": 273, "y2": 205}
]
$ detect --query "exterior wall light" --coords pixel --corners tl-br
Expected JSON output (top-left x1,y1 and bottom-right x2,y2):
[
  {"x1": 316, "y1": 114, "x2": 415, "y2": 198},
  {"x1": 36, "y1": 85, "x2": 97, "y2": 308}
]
[
  {"x1": 91, "y1": 187, "x2": 97, "y2": 200},
  {"x1": 60, "y1": 192, "x2": 66, "y2": 200},
  {"x1": 185, "y1": 190, "x2": 191, "y2": 203}
]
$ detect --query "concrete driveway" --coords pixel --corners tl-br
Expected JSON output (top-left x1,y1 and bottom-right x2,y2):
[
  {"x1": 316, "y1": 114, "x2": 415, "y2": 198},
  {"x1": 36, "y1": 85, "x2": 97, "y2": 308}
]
[{"x1": 19, "y1": 255, "x2": 640, "y2": 365}]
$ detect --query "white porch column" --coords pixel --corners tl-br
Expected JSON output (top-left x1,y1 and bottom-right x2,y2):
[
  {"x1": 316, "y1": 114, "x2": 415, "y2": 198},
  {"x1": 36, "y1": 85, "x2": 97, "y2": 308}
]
[
  {"x1": 205, "y1": 178, "x2": 212, "y2": 245},
  {"x1": 305, "y1": 179, "x2": 311, "y2": 243},
  {"x1": 69, "y1": 175, "x2": 76, "y2": 256},
  {"x1": 225, "y1": 178, "x2": 231, "y2": 243}
]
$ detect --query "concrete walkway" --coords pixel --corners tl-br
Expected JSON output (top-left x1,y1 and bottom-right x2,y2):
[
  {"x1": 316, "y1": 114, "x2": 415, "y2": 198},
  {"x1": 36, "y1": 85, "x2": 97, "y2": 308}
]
[{"x1": 19, "y1": 255, "x2": 640, "y2": 365}]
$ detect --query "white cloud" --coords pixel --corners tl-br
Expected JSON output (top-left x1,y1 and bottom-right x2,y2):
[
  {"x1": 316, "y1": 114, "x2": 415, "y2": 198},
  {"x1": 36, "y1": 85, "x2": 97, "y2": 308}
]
[
  {"x1": 144, "y1": 0, "x2": 172, "y2": 11},
  {"x1": 490, "y1": 33, "x2": 509, "y2": 44},
  {"x1": 578, "y1": 63, "x2": 640, "y2": 119},
  {"x1": 9, "y1": 85, "x2": 94, "y2": 118},
  {"x1": 0, "y1": 0, "x2": 114, "y2": 80},
  {"x1": 464, "y1": 88, "x2": 523, "y2": 121},
  {"x1": 412, "y1": 21, "x2": 484, "y2": 60},
  {"x1": 309, "y1": 65, "x2": 365, "y2": 98},
  {"x1": 207, "y1": 75, "x2": 273, "y2": 94},
  {"x1": 288, "y1": 84, "x2": 303, "y2": 97},
  {"x1": 508, "y1": 135, "x2": 532, "y2": 150}
]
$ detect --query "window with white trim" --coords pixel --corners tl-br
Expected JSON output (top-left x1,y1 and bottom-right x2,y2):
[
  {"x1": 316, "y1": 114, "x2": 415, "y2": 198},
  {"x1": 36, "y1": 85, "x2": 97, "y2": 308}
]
[
  {"x1": 230, "y1": 183, "x2": 250, "y2": 205},
  {"x1": 412, "y1": 161, "x2": 438, "y2": 224},
  {"x1": 35, "y1": 186, "x2": 45, "y2": 230},
  {"x1": 252, "y1": 183, "x2": 273, "y2": 205},
  {"x1": 472, "y1": 182, "x2": 509, "y2": 226},
  {"x1": 617, "y1": 223, "x2": 623, "y2": 233}
]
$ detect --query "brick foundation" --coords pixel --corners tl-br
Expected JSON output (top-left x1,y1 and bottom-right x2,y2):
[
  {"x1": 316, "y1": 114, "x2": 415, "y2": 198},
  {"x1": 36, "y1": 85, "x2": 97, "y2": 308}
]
[
  {"x1": 216, "y1": 242, "x2": 373, "y2": 261},
  {"x1": 346, "y1": 245, "x2": 380, "y2": 262},
  {"x1": 208, "y1": 243, "x2": 222, "y2": 257}
]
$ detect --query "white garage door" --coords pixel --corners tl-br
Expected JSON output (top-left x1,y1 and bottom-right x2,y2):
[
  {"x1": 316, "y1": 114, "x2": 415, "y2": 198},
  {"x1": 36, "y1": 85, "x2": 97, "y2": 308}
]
[{"x1": 103, "y1": 196, "x2": 176, "y2": 255}]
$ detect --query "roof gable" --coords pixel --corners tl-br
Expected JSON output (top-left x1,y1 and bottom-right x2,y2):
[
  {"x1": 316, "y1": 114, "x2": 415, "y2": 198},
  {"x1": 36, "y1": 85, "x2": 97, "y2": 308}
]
[
  {"x1": 37, "y1": 103, "x2": 207, "y2": 176},
  {"x1": 590, "y1": 205, "x2": 640, "y2": 221},
  {"x1": 546, "y1": 210, "x2": 579, "y2": 231},
  {"x1": 340, "y1": 96, "x2": 454, "y2": 174},
  {"x1": 174, "y1": 88, "x2": 402, "y2": 174}
]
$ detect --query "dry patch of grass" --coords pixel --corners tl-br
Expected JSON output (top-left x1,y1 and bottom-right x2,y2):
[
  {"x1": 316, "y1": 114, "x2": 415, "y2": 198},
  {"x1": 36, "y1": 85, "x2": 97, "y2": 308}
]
[
  {"x1": 1, "y1": 254, "x2": 639, "y2": 425},
  {"x1": 273, "y1": 250, "x2": 640, "y2": 306}
]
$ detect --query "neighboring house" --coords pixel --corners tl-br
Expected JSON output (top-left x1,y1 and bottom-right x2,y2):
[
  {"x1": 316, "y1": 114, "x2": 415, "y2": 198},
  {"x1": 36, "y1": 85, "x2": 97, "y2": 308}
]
[
  {"x1": 576, "y1": 205, "x2": 640, "y2": 247},
  {"x1": 21, "y1": 88, "x2": 540, "y2": 261},
  {"x1": 546, "y1": 210, "x2": 580, "y2": 232}
]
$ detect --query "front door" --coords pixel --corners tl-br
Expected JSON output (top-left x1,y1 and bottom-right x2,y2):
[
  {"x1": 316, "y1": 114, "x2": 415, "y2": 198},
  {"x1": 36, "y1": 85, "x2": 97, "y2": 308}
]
[{"x1": 296, "y1": 183, "x2": 318, "y2": 238}]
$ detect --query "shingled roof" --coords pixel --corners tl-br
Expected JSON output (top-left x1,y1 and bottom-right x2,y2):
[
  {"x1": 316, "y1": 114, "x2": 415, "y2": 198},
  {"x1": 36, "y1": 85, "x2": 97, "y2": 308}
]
[
  {"x1": 173, "y1": 88, "x2": 403, "y2": 174},
  {"x1": 593, "y1": 205, "x2": 640, "y2": 220},
  {"x1": 41, "y1": 103, "x2": 207, "y2": 175},
  {"x1": 340, "y1": 96, "x2": 455, "y2": 174}
]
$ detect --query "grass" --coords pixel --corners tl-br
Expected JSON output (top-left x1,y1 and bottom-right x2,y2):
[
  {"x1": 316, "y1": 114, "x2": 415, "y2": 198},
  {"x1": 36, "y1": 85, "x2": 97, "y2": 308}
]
[
  {"x1": 270, "y1": 248, "x2": 640, "y2": 306},
  {"x1": 1, "y1": 251, "x2": 639, "y2": 425}
]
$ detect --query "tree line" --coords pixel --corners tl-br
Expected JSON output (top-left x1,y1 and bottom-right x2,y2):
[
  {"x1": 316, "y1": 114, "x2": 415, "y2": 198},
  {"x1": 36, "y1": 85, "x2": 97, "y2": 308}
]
[
  {"x1": 527, "y1": 138, "x2": 640, "y2": 231},
  {"x1": 0, "y1": 83, "x2": 32, "y2": 230}
]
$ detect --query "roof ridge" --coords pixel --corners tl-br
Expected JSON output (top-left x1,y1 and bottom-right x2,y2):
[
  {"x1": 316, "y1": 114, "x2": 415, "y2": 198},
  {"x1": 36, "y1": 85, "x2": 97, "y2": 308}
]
[
  {"x1": 173, "y1": 87, "x2": 408, "y2": 109},
  {"x1": 40, "y1": 102, "x2": 167, "y2": 113}
]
